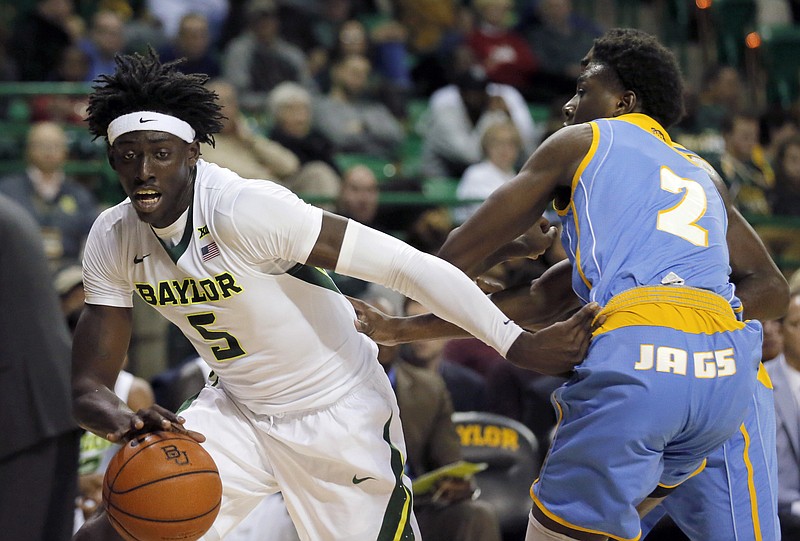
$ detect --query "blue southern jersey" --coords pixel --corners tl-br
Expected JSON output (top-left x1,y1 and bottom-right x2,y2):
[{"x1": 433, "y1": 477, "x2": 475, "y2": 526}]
[{"x1": 556, "y1": 113, "x2": 740, "y2": 311}]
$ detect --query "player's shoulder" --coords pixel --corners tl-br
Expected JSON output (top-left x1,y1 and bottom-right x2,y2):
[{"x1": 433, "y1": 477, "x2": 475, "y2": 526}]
[{"x1": 196, "y1": 160, "x2": 296, "y2": 200}]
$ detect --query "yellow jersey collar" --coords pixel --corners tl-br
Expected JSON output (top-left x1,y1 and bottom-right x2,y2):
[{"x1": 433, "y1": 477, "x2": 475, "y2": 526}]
[{"x1": 609, "y1": 113, "x2": 673, "y2": 146}]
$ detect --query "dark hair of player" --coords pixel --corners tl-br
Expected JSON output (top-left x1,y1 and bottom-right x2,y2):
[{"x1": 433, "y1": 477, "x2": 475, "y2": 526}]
[
  {"x1": 86, "y1": 49, "x2": 224, "y2": 146},
  {"x1": 592, "y1": 28, "x2": 686, "y2": 129}
]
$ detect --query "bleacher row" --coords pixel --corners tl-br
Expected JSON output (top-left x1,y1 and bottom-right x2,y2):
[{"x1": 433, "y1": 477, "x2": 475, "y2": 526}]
[{"x1": 1, "y1": 81, "x2": 799, "y2": 277}]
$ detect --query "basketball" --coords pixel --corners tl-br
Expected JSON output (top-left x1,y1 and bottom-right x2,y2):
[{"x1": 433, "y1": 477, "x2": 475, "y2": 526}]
[{"x1": 103, "y1": 431, "x2": 222, "y2": 541}]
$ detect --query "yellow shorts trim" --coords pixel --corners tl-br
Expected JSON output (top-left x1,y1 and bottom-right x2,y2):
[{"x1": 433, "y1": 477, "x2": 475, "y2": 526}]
[{"x1": 593, "y1": 286, "x2": 745, "y2": 336}]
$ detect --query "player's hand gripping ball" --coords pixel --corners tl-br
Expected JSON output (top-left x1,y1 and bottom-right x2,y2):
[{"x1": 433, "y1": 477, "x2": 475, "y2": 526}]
[{"x1": 103, "y1": 431, "x2": 222, "y2": 541}]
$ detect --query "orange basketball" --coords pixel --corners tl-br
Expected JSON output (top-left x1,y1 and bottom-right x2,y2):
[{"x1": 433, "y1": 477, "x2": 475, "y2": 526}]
[{"x1": 103, "y1": 431, "x2": 222, "y2": 541}]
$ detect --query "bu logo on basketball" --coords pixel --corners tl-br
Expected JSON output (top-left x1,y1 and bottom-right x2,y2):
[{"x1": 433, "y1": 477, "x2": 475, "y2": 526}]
[{"x1": 161, "y1": 444, "x2": 190, "y2": 465}]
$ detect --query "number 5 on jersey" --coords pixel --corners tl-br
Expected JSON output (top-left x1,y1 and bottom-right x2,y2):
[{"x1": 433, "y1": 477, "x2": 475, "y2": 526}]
[{"x1": 187, "y1": 312, "x2": 246, "y2": 361}]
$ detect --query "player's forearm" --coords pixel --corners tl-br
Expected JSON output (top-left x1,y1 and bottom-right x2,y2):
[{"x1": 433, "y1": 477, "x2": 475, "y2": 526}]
[{"x1": 390, "y1": 313, "x2": 470, "y2": 342}]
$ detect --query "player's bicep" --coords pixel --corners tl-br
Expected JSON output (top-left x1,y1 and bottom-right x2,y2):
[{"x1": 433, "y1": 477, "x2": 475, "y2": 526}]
[{"x1": 306, "y1": 212, "x2": 348, "y2": 270}]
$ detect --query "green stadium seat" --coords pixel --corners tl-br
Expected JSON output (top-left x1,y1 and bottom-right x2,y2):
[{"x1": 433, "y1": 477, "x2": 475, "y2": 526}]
[
  {"x1": 711, "y1": 0, "x2": 757, "y2": 66},
  {"x1": 759, "y1": 24, "x2": 800, "y2": 107}
]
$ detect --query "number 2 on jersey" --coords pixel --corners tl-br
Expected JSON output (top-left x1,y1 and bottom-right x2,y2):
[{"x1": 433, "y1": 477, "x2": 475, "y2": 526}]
[
  {"x1": 187, "y1": 312, "x2": 245, "y2": 361},
  {"x1": 656, "y1": 166, "x2": 709, "y2": 247}
]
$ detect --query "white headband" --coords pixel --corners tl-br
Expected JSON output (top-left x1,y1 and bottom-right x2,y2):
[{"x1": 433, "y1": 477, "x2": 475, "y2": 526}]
[{"x1": 107, "y1": 111, "x2": 196, "y2": 144}]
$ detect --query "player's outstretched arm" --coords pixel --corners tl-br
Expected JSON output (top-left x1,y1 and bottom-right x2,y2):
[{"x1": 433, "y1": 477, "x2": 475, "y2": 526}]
[
  {"x1": 349, "y1": 259, "x2": 582, "y2": 344},
  {"x1": 72, "y1": 304, "x2": 204, "y2": 443}
]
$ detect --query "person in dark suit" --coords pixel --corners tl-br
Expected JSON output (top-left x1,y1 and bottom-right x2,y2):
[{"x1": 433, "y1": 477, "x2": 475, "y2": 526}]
[
  {"x1": 766, "y1": 289, "x2": 800, "y2": 539},
  {"x1": 0, "y1": 194, "x2": 80, "y2": 540}
]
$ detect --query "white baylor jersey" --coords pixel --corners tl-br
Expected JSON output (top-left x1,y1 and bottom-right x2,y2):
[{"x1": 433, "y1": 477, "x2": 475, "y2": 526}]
[{"x1": 83, "y1": 160, "x2": 378, "y2": 415}]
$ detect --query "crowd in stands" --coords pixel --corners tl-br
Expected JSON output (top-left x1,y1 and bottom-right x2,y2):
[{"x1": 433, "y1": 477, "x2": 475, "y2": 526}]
[{"x1": 4, "y1": 0, "x2": 800, "y2": 539}]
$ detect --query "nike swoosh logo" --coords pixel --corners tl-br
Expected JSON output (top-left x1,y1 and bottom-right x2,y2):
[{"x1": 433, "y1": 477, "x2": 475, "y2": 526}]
[
  {"x1": 352, "y1": 474, "x2": 376, "y2": 484},
  {"x1": 503, "y1": 319, "x2": 512, "y2": 325},
  {"x1": 139, "y1": 117, "x2": 156, "y2": 123},
  {"x1": 133, "y1": 254, "x2": 151, "y2": 264}
]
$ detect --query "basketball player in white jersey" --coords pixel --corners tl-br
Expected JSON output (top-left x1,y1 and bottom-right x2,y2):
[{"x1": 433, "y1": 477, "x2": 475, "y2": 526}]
[{"x1": 71, "y1": 50, "x2": 600, "y2": 541}]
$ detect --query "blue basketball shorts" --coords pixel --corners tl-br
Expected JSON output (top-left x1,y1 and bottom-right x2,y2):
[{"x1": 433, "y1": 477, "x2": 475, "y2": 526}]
[
  {"x1": 531, "y1": 286, "x2": 764, "y2": 541},
  {"x1": 640, "y1": 363, "x2": 780, "y2": 540}
]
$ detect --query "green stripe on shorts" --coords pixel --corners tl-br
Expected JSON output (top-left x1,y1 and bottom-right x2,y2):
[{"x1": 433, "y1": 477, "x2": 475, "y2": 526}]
[{"x1": 377, "y1": 414, "x2": 416, "y2": 540}]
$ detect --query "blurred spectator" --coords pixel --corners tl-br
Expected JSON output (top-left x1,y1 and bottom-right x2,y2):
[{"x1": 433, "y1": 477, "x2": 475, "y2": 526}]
[
  {"x1": 765, "y1": 291, "x2": 800, "y2": 540},
  {"x1": 761, "y1": 104, "x2": 800, "y2": 162},
  {"x1": 79, "y1": 10, "x2": 126, "y2": 82},
  {"x1": 320, "y1": 18, "x2": 412, "y2": 118},
  {"x1": 772, "y1": 134, "x2": 800, "y2": 216},
  {"x1": 373, "y1": 296, "x2": 502, "y2": 541},
  {"x1": 158, "y1": 13, "x2": 220, "y2": 77},
  {"x1": 221, "y1": 0, "x2": 315, "y2": 114},
  {"x1": 522, "y1": 0, "x2": 602, "y2": 102},
  {"x1": 409, "y1": 6, "x2": 475, "y2": 97},
  {"x1": 455, "y1": 120, "x2": 522, "y2": 223},
  {"x1": 202, "y1": 79, "x2": 297, "y2": 180},
  {"x1": 313, "y1": 53, "x2": 405, "y2": 159},
  {"x1": 123, "y1": 0, "x2": 168, "y2": 54},
  {"x1": 146, "y1": 0, "x2": 229, "y2": 44},
  {"x1": 692, "y1": 65, "x2": 743, "y2": 134},
  {"x1": 715, "y1": 112, "x2": 775, "y2": 216},
  {"x1": 402, "y1": 298, "x2": 488, "y2": 413},
  {"x1": 268, "y1": 82, "x2": 341, "y2": 176},
  {"x1": 419, "y1": 66, "x2": 509, "y2": 179},
  {"x1": 336, "y1": 164, "x2": 380, "y2": 225},
  {"x1": 396, "y1": 0, "x2": 459, "y2": 56},
  {"x1": 278, "y1": 0, "x2": 354, "y2": 53},
  {"x1": 466, "y1": 0, "x2": 539, "y2": 98},
  {"x1": 0, "y1": 195, "x2": 79, "y2": 541},
  {"x1": 426, "y1": 45, "x2": 542, "y2": 154},
  {"x1": 10, "y1": 0, "x2": 77, "y2": 81},
  {"x1": 30, "y1": 45, "x2": 90, "y2": 125},
  {"x1": 203, "y1": 80, "x2": 340, "y2": 205},
  {"x1": 0, "y1": 121, "x2": 98, "y2": 267},
  {"x1": 762, "y1": 317, "x2": 784, "y2": 365}
]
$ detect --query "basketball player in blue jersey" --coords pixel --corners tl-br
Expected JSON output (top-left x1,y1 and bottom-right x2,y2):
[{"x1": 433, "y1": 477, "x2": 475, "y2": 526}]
[
  {"x1": 70, "y1": 50, "x2": 601, "y2": 541},
  {"x1": 351, "y1": 28, "x2": 789, "y2": 541}
]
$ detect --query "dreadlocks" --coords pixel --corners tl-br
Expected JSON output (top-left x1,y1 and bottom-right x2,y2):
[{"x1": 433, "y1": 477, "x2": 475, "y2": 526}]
[
  {"x1": 592, "y1": 28, "x2": 685, "y2": 129},
  {"x1": 86, "y1": 49, "x2": 224, "y2": 146}
]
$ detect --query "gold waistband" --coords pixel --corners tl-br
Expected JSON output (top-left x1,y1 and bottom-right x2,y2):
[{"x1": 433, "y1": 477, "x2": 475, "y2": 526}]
[{"x1": 594, "y1": 286, "x2": 745, "y2": 336}]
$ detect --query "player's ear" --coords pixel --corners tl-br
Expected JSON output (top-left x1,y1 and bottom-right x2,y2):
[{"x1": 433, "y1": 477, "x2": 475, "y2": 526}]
[
  {"x1": 617, "y1": 90, "x2": 637, "y2": 115},
  {"x1": 107, "y1": 146, "x2": 116, "y2": 170},
  {"x1": 187, "y1": 141, "x2": 200, "y2": 166}
]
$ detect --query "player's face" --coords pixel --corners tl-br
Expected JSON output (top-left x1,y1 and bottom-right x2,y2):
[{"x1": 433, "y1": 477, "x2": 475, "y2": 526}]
[
  {"x1": 562, "y1": 61, "x2": 627, "y2": 127},
  {"x1": 109, "y1": 131, "x2": 199, "y2": 228}
]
